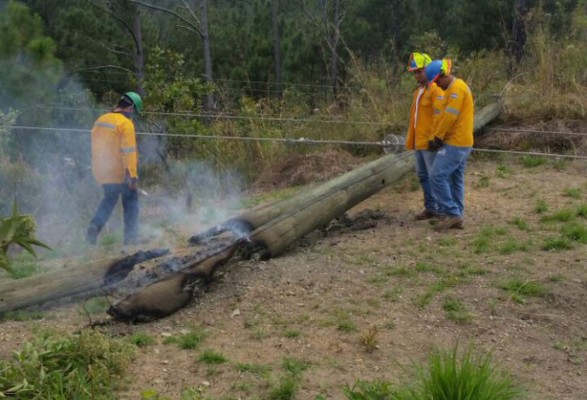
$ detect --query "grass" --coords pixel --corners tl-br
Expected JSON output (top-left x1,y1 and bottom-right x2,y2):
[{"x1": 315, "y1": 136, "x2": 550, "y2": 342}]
[
  {"x1": 81, "y1": 296, "x2": 110, "y2": 315},
  {"x1": 402, "y1": 345, "x2": 525, "y2": 400},
  {"x1": 561, "y1": 221, "x2": 587, "y2": 243},
  {"x1": 496, "y1": 165, "x2": 513, "y2": 178},
  {"x1": 236, "y1": 362, "x2": 272, "y2": 376},
  {"x1": 510, "y1": 217, "x2": 529, "y2": 231},
  {"x1": 563, "y1": 188, "x2": 582, "y2": 199},
  {"x1": 283, "y1": 329, "x2": 301, "y2": 338},
  {"x1": 501, "y1": 278, "x2": 549, "y2": 303},
  {"x1": 443, "y1": 296, "x2": 473, "y2": 324},
  {"x1": 576, "y1": 204, "x2": 587, "y2": 217},
  {"x1": 499, "y1": 238, "x2": 529, "y2": 255},
  {"x1": 359, "y1": 326, "x2": 379, "y2": 353},
  {"x1": 535, "y1": 199, "x2": 549, "y2": 214},
  {"x1": 542, "y1": 237, "x2": 573, "y2": 251},
  {"x1": 521, "y1": 156, "x2": 546, "y2": 168},
  {"x1": 6, "y1": 252, "x2": 40, "y2": 279},
  {"x1": 344, "y1": 345, "x2": 525, "y2": 400},
  {"x1": 0, "y1": 330, "x2": 134, "y2": 399},
  {"x1": 129, "y1": 332, "x2": 157, "y2": 347},
  {"x1": 1, "y1": 310, "x2": 45, "y2": 321},
  {"x1": 198, "y1": 349, "x2": 228, "y2": 364},
  {"x1": 162, "y1": 327, "x2": 208, "y2": 350},
  {"x1": 331, "y1": 310, "x2": 357, "y2": 332},
  {"x1": 540, "y1": 209, "x2": 576, "y2": 222},
  {"x1": 282, "y1": 356, "x2": 310, "y2": 375},
  {"x1": 267, "y1": 377, "x2": 298, "y2": 400}
]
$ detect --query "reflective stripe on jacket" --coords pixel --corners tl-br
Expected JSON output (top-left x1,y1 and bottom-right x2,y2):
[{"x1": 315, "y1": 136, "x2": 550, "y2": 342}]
[
  {"x1": 406, "y1": 82, "x2": 444, "y2": 150},
  {"x1": 432, "y1": 78, "x2": 474, "y2": 147},
  {"x1": 91, "y1": 112, "x2": 138, "y2": 184}
]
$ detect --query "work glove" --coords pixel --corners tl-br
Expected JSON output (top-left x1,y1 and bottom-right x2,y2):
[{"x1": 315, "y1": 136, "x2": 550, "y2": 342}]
[{"x1": 428, "y1": 136, "x2": 444, "y2": 151}]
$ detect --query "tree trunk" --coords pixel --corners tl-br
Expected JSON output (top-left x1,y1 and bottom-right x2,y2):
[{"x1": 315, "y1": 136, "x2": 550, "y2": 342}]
[
  {"x1": 271, "y1": 0, "x2": 283, "y2": 98},
  {"x1": 200, "y1": 0, "x2": 214, "y2": 110},
  {"x1": 511, "y1": 0, "x2": 529, "y2": 68},
  {"x1": 132, "y1": 6, "x2": 145, "y2": 96}
]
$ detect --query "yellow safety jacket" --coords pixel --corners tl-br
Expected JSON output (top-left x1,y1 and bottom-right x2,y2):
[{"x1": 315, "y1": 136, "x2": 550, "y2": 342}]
[
  {"x1": 432, "y1": 78, "x2": 474, "y2": 147},
  {"x1": 406, "y1": 82, "x2": 444, "y2": 150},
  {"x1": 91, "y1": 112, "x2": 138, "y2": 184}
]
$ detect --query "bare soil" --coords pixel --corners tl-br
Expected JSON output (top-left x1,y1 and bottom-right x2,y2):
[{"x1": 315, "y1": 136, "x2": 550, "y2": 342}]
[{"x1": 1, "y1": 155, "x2": 586, "y2": 400}]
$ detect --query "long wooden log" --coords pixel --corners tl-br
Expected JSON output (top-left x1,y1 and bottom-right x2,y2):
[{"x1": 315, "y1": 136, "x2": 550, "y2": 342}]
[
  {"x1": 0, "y1": 249, "x2": 169, "y2": 315},
  {"x1": 250, "y1": 151, "x2": 414, "y2": 258}
]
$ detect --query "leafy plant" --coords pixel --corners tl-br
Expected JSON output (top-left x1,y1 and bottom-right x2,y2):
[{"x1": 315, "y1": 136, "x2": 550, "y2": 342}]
[{"x1": 0, "y1": 201, "x2": 51, "y2": 273}]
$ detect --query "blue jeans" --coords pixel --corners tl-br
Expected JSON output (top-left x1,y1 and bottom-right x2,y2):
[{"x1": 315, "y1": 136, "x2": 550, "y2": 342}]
[
  {"x1": 415, "y1": 150, "x2": 437, "y2": 212},
  {"x1": 429, "y1": 145, "x2": 472, "y2": 217},
  {"x1": 89, "y1": 184, "x2": 139, "y2": 244}
]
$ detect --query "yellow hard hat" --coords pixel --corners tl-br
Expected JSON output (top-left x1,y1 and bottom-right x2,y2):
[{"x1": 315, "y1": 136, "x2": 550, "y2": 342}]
[{"x1": 407, "y1": 52, "x2": 432, "y2": 71}]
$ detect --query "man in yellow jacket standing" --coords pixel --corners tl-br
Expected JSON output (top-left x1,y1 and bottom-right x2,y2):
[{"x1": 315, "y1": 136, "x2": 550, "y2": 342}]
[
  {"x1": 405, "y1": 52, "x2": 444, "y2": 220},
  {"x1": 86, "y1": 92, "x2": 143, "y2": 245},
  {"x1": 425, "y1": 59, "x2": 474, "y2": 230}
]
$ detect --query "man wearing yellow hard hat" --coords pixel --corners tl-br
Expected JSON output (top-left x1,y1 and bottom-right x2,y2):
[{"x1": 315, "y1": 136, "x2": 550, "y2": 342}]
[
  {"x1": 405, "y1": 52, "x2": 445, "y2": 221},
  {"x1": 425, "y1": 59, "x2": 474, "y2": 231},
  {"x1": 86, "y1": 91, "x2": 143, "y2": 245}
]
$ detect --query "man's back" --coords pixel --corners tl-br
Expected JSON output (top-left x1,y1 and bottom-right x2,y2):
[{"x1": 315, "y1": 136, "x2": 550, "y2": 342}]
[{"x1": 91, "y1": 112, "x2": 137, "y2": 184}]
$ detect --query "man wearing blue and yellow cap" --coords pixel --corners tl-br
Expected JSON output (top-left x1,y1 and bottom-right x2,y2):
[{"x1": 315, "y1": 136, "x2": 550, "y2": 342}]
[
  {"x1": 405, "y1": 52, "x2": 445, "y2": 220},
  {"x1": 425, "y1": 59, "x2": 474, "y2": 230}
]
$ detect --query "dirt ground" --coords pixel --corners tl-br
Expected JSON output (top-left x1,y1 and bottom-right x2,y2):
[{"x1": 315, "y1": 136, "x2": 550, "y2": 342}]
[{"x1": 1, "y1": 154, "x2": 586, "y2": 400}]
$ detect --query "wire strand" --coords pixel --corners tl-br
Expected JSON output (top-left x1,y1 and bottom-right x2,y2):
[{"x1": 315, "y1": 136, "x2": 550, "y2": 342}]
[
  {"x1": 486, "y1": 126, "x2": 587, "y2": 137},
  {"x1": 3, "y1": 125, "x2": 587, "y2": 160}
]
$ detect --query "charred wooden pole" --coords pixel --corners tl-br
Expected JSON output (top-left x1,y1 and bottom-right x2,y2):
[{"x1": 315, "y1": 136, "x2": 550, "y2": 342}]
[{"x1": 0, "y1": 249, "x2": 169, "y2": 315}]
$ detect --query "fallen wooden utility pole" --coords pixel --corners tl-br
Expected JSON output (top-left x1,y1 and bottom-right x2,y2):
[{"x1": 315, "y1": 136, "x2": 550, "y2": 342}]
[{"x1": 0, "y1": 101, "x2": 504, "y2": 318}]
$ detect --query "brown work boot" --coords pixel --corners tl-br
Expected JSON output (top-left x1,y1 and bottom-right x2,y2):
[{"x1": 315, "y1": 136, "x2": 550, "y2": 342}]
[
  {"x1": 415, "y1": 209, "x2": 438, "y2": 221},
  {"x1": 434, "y1": 215, "x2": 464, "y2": 231}
]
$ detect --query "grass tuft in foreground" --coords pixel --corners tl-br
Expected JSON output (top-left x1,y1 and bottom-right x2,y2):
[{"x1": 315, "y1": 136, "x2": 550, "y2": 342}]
[
  {"x1": 0, "y1": 330, "x2": 134, "y2": 399},
  {"x1": 344, "y1": 345, "x2": 526, "y2": 400}
]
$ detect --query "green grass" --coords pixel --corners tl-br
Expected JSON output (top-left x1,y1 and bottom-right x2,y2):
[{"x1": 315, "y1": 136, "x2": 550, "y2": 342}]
[
  {"x1": 510, "y1": 217, "x2": 529, "y2": 231},
  {"x1": 496, "y1": 165, "x2": 513, "y2": 178},
  {"x1": 0, "y1": 330, "x2": 134, "y2": 399},
  {"x1": 535, "y1": 199, "x2": 549, "y2": 214},
  {"x1": 576, "y1": 204, "x2": 587, "y2": 218},
  {"x1": 561, "y1": 221, "x2": 587, "y2": 243},
  {"x1": 540, "y1": 209, "x2": 576, "y2": 223},
  {"x1": 81, "y1": 296, "x2": 110, "y2": 315},
  {"x1": 344, "y1": 345, "x2": 525, "y2": 400},
  {"x1": 1, "y1": 310, "x2": 45, "y2": 321},
  {"x1": 129, "y1": 332, "x2": 157, "y2": 347},
  {"x1": 521, "y1": 156, "x2": 546, "y2": 168},
  {"x1": 401, "y1": 345, "x2": 525, "y2": 400},
  {"x1": 563, "y1": 188, "x2": 582, "y2": 199},
  {"x1": 283, "y1": 329, "x2": 301, "y2": 338},
  {"x1": 343, "y1": 380, "x2": 396, "y2": 399},
  {"x1": 501, "y1": 278, "x2": 549, "y2": 302},
  {"x1": 542, "y1": 237, "x2": 573, "y2": 251},
  {"x1": 499, "y1": 239, "x2": 529, "y2": 255},
  {"x1": 236, "y1": 362, "x2": 272, "y2": 376},
  {"x1": 282, "y1": 357, "x2": 310, "y2": 375},
  {"x1": 6, "y1": 252, "x2": 39, "y2": 279},
  {"x1": 332, "y1": 310, "x2": 357, "y2": 332},
  {"x1": 443, "y1": 297, "x2": 473, "y2": 324},
  {"x1": 162, "y1": 327, "x2": 208, "y2": 350},
  {"x1": 198, "y1": 349, "x2": 228, "y2": 364},
  {"x1": 267, "y1": 377, "x2": 298, "y2": 400}
]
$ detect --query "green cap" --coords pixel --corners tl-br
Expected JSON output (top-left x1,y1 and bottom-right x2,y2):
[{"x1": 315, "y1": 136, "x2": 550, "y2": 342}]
[{"x1": 123, "y1": 91, "x2": 143, "y2": 113}]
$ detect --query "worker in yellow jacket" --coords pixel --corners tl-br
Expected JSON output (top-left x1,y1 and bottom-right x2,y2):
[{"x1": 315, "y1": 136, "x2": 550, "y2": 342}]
[
  {"x1": 425, "y1": 59, "x2": 474, "y2": 230},
  {"x1": 86, "y1": 92, "x2": 143, "y2": 245},
  {"x1": 405, "y1": 52, "x2": 444, "y2": 220}
]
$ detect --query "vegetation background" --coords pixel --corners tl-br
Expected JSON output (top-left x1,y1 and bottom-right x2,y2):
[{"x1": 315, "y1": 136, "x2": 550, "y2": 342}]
[{"x1": 0, "y1": 1, "x2": 586, "y2": 398}]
